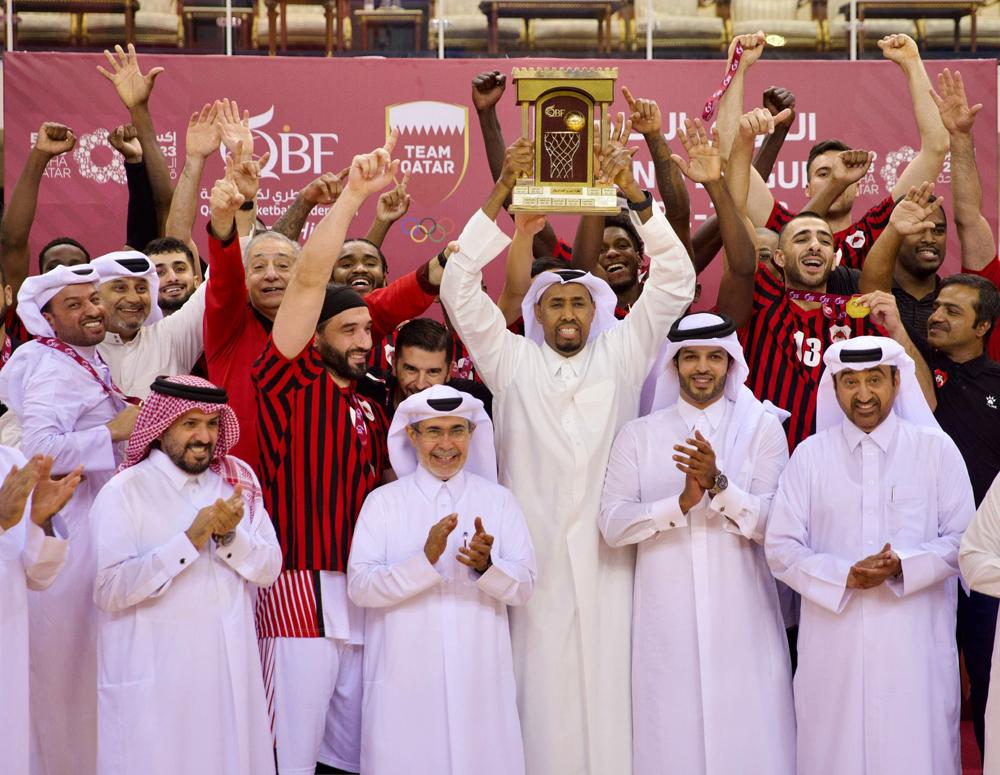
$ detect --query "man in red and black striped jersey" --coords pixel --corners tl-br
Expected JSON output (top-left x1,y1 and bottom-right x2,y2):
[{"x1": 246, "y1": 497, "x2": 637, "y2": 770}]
[
  {"x1": 252, "y1": 137, "x2": 401, "y2": 775},
  {"x1": 717, "y1": 32, "x2": 949, "y2": 271}
]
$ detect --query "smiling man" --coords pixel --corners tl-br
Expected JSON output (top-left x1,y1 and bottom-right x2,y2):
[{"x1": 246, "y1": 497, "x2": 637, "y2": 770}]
[
  {"x1": 0, "y1": 264, "x2": 140, "y2": 775},
  {"x1": 145, "y1": 237, "x2": 201, "y2": 315},
  {"x1": 766, "y1": 338, "x2": 974, "y2": 775},
  {"x1": 348, "y1": 385, "x2": 535, "y2": 775},
  {"x1": 601, "y1": 313, "x2": 795, "y2": 775},
  {"x1": 90, "y1": 251, "x2": 206, "y2": 400}
]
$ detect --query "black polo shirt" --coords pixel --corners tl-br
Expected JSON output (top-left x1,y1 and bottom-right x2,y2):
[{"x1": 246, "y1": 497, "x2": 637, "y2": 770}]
[
  {"x1": 366, "y1": 369, "x2": 494, "y2": 422},
  {"x1": 916, "y1": 340, "x2": 1000, "y2": 506},
  {"x1": 893, "y1": 275, "x2": 942, "y2": 350}
]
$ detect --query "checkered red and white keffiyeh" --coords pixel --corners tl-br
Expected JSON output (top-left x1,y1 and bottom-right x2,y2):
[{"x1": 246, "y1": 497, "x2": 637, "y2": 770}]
[{"x1": 122, "y1": 375, "x2": 240, "y2": 470}]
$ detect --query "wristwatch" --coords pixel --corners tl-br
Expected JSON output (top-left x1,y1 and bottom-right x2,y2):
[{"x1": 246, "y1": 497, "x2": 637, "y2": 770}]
[
  {"x1": 708, "y1": 472, "x2": 728, "y2": 497},
  {"x1": 214, "y1": 530, "x2": 237, "y2": 547},
  {"x1": 239, "y1": 199, "x2": 256, "y2": 211},
  {"x1": 436, "y1": 250, "x2": 448, "y2": 268},
  {"x1": 627, "y1": 189, "x2": 654, "y2": 212}
]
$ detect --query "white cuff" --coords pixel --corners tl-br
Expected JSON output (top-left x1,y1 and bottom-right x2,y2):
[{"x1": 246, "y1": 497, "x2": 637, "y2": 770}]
[
  {"x1": 650, "y1": 497, "x2": 687, "y2": 532},
  {"x1": 162, "y1": 531, "x2": 201, "y2": 576},
  {"x1": 710, "y1": 484, "x2": 753, "y2": 538},
  {"x1": 216, "y1": 526, "x2": 252, "y2": 569},
  {"x1": 23, "y1": 520, "x2": 68, "y2": 566}
]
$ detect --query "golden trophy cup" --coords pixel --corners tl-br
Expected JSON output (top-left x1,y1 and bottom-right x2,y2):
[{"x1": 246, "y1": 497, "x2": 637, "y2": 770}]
[{"x1": 509, "y1": 66, "x2": 620, "y2": 215}]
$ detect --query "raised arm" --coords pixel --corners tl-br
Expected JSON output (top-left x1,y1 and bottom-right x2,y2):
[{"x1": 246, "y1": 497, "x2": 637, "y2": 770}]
[
  {"x1": 878, "y1": 34, "x2": 950, "y2": 200},
  {"x1": 497, "y1": 212, "x2": 546, "y2": 325},
  {"x1": 691, "y1": 86, "x2": 796, "y2": 273},
  {"x1": 165, "y1": 102, "x2": 221, "y2": 261},
  {"x1": 439, "y1": 141, "x2": 530, "y2": 394},
  {"x1": 716, "y1": 32, "x2": 775, "y2": 228},
  {"x1": 216, "y1": 99, "x2": 259, "y2": 237},
  {"x1": 705, "y1": 111, "x2": 783, "y2": 328},
  {"x1": 0, "y1": 123, "x2": 76, "y2": 294},
  {"x1": 931, "y1": 68, "x2": 995, "y2": 271},
  {"x1": 472, "y1": 70, "x2": 561, "y2": 259},
  {"x1": 272, "y1": 170, "x2": 348, "y2": 243},
  {"x1": 98, "y1": 44, "x2": 172, "y2": 233},
  {"x1": 272, "y1": 134, "x2": 398, "y2": 360},
  {"x1": 858, "y1": 181, "x2": 943, "y2": 296},
  {"x1": 365, "y1": 171, "x2": 411, "y2": 248},
  {"x1": 623, "y1": 86, "x2": 693, "y2": 261},
  {"x1": 109, "y1": 125, "x2": 157, "y2": 251}
]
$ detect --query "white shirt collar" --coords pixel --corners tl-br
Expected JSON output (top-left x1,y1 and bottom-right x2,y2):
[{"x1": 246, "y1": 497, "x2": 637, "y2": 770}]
[
  {"x1": 842, "y1": 410, "x2": 899, "y2": 453},
  {"x1": 541, "y1": 342, "x2": 585, "y2": 381},
  {"x1": 676, "y1": 394, "x2": 728, "y2": 433},
  {"x1": 414, "y1": 461, "x2": 468, "y2": 502},
  {"x1": 148, "y1": 448, "x2": 212, "y2": 490}
]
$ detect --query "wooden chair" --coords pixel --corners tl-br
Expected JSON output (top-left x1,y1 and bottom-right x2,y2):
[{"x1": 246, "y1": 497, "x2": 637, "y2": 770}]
[
  {"x1": 632, "y1": 0, "x2": 728, "y2": 51},
  {"x1": 427, "y1": 0, "x2": 521, "y2": 50},
  {"x1": 84, "y1": 0, "x2": 183, "y2": 46},
  {"x1": 730, "y1": 0, "x2": 823, "y2": 49},
  {"x1": 252, "y1": 0, "x2": 350, "y2": 52}
]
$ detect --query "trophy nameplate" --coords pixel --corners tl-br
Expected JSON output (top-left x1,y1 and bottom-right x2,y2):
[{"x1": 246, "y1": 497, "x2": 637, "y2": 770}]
[{"x1": 509, "y1": 66, "x2": 620, "y2": 215}]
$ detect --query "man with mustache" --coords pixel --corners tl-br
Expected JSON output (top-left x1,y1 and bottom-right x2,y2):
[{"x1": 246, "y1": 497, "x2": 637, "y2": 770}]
[
  {"x1": 440, "y1": 134, "x2": 695, "y2": 775},
  {"x1": 92, "y1": 375, "x2": 281, "y2": 775},
  {"x1": 205, "y1": 156, "x2": 443, "y2": 475},
  {"x1": 0, "y1": 265, "x2": 140, "y2": 775},
  {"x1": 601, "y1": 312, "x2": 795, "y2": 775},
  {"x1": 348, "y1": 385, "x2": 535, "y2": 775},
  {"x1": 900, "y1": 272, "x2": 1000, "y2": 762},
  {"x1": 251, "y1": 137, "x2": 400, "y2": 775},
  {"x1": 92, "y1": 251, "x2": 206, "y2": 399},
  {"x1": 765, "y1": 338, "x2": 974, "y2": 775}
]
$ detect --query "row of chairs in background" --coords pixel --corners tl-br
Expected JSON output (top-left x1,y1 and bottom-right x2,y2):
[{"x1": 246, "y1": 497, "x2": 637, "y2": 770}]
[{"x1": 9, "y1": 0, "x2": 1000, "y2": 52}]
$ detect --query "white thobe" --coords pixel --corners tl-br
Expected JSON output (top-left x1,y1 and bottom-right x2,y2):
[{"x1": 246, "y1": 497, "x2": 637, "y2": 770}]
[
  {"x1": 765, "y1": 412, "x2": 974, "y2": 775},
  {"x1": 98, "y1": 281, "x2": 206, "y2": 399},
  {"x1": 92, "y1": 449, "x2": 281, "y2": 775},
  {"x1": 0, "y1": 446, "x2": 68, "y2": 775},
  {"x1": 958, "y1": 472, "x2": 1000, "y2": 774},
  {"x1": 600, "y1": 395, "x2": 795, "y2": 775},
  {"x1": 0, "y1": 340, "x2": 126, "y2": 775},
  {"x1": 440, "y1": 206, "x2": 695, "y2": 775},
  {"x1": 347, "y1": 465, "x2": 535, "y2": 775}
]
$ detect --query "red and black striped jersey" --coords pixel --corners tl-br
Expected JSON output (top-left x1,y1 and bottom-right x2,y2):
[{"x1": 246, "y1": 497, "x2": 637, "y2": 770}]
[
  {"x1": 739, "y1": 265, "x2": 883, "y2": 451},
  {"x1": 253, "y1": 337, "x2": 388, "y2": 574},
  {"x1": 766, "y1": 196, "x2": 895, "y2": 271}
]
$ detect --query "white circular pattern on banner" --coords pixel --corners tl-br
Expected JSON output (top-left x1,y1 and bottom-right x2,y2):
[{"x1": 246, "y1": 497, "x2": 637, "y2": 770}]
[
  {"x1": 73, "y1": 128, "x2": 127, "y2": 185},
  {"x1": 879, "y1": 146, "x2": 916, "y2": 194}
]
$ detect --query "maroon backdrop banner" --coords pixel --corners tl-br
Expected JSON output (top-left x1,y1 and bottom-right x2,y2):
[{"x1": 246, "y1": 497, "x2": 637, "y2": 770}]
[{"x1": 4, "y1": 52, "x2": 997, "y2": 305}]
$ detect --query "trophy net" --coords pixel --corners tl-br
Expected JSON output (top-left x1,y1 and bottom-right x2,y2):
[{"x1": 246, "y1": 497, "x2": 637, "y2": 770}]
[{"x1": 543, "y1": 131, "x2": 581, "y2": 180}]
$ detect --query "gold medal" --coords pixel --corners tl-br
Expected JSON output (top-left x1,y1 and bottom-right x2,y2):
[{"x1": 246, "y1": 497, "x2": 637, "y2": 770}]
[{"x1": 845, "y1": 297, "x2": 869, "y2": 318}]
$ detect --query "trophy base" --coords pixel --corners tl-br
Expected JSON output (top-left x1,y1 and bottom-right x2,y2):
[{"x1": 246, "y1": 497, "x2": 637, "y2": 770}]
[{"x1": 510, "y1": 181, "x2": 620, "y2": 215}]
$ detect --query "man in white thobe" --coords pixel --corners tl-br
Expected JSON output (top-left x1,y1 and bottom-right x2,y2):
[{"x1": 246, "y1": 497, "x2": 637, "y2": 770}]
[
  {"x1": 92, "y1": 375, "x2": 281, "y2": 775},
  {"x1": 765, "y1": 336, "x2": 974, "y2": 775},
  {"x1": 601, "y1": 312, "x2": 795, "y2": 775},
  {"x1": 959, "y1": 474, "x2": 1000, "y2": 773},
  {"x1": 0, "y1": 264, "x2": 140, "y2": 775},
  {"x1": 439, "y1": 140, "x2": 695, "y2": 775},
  {"x1": 92, "y1": 250, "x2": 206, "y2": 399},
  {"x1": 0, "y1": 450, "x2": 81, "y2": 775},
  {"x1": 348, "y1": 384, "x2": 536, "y2": 775}
]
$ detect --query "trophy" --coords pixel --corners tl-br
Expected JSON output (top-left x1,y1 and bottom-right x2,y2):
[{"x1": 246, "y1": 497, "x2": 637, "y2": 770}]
[{"x1": 509, "y1": 66, "x2": 620, "y2": 215}]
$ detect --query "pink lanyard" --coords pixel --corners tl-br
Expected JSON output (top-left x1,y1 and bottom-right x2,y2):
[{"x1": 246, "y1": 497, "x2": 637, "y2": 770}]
[
  {"x1": 785, "y1": 290, "x2": 852, "y2": 323},
  {"x1": 37, "y1": 337, "x2": 141, "y2": 406},
  {"x1": 0, "y1": 335, "x2": 11, "y2": 368},
  {"x1": 702, "y1": 42, "x2": 744, "y2": 121},
  {"x1": 345, "y1": 387, "x2": 372, "y2": 457}
]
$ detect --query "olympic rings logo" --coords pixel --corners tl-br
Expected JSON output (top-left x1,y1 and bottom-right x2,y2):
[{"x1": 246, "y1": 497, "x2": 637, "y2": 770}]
[{"x1": 400, "y1": 216, "x2": 454, "y2": 244}]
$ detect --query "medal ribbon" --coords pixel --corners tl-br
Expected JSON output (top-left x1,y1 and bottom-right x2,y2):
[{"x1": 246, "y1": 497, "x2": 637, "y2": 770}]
[
  {"x1": 347, "y1": 389, "x2": 372, "y2": 457},
  {"x1": 785, "y1": 290, "x2": 854, "y2": 322},
  {"x1": 0, "y1": 335, "x2": 12, "y2": 368},
  {"x1": 37, "y1": 337, "x2": 141, "y2": 406},
  {"x1": 702, "y1": 42, "x2": 744, "y2": 121}
]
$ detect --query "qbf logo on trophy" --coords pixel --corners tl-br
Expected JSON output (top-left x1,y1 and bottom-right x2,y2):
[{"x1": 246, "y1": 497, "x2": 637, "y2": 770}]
[{"x1": 509, "y1": 66, "x2": 620, "y2": 215}]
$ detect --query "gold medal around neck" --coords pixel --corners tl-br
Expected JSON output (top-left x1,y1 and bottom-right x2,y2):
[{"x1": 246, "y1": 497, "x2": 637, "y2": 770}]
[{"x1": 846, "y1": 297, "x2": 870, "y2": 318}]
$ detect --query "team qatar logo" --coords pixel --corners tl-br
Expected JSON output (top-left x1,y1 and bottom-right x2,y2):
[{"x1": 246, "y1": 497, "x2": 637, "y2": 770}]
[{"x1": 386, "y1": 101, "x2": 469, "y2": 206}]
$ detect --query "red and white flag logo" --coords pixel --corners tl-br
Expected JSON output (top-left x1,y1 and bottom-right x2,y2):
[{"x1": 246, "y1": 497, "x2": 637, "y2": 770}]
[{"x1": 387, "y1": 101, "x2": 468, "y2": 206}]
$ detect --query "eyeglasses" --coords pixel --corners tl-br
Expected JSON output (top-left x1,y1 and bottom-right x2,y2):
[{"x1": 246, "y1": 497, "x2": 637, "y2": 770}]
[{"x1": 412, "y1": 423, "x2": 474, "y2": 441}]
